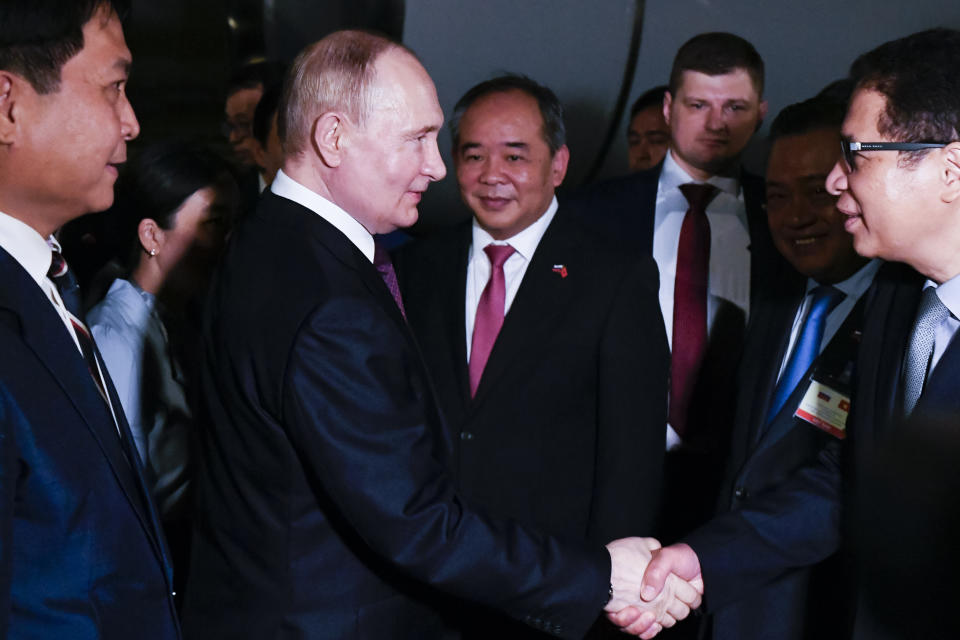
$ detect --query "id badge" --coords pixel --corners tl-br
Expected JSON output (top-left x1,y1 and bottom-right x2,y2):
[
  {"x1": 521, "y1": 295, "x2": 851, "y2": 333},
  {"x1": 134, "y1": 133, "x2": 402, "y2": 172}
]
[{"x1": 794, "y1": 378, "x2": 849, "y2": 439}]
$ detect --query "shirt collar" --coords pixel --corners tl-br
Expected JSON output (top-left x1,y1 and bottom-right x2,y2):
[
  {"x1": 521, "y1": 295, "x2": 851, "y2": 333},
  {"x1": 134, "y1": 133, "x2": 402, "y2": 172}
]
[
  {"x1": 270, "y1": 169, "x2": 376, "y2": 263},
  {"x1": 808, "y1": 258, "x2": 883, "y2": 299},
  {"x1": 661, "y1": 149, "x2": 740, "y2": 197},
  {"x1": 926, "y1": 274, "x2": 960, "y2": 320},
  {"x1": 471, "y1": 195, "x2": 559, "y2": 261},
  {"x1": 0, "y1": 209, "x2": 55, "y2": 289}
]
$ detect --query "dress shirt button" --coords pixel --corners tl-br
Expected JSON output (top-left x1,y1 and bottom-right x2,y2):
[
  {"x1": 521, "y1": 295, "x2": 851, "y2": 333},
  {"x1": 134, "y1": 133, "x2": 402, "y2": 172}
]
[{"x1": 460, "y1": 431, "x2": 474, "y2": 441}]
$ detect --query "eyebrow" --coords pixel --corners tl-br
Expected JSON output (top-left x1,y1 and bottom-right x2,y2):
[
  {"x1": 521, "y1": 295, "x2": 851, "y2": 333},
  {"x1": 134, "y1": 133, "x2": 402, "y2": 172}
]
[{"x1": 113, "y1": 57, "x2": 132, "y2": 76}]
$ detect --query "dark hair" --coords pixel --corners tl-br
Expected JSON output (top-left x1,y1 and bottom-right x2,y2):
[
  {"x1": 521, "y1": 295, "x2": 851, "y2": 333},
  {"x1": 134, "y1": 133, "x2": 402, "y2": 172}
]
[
  {"x1": 450, "y1": 74, "x2": 566, "y2": 154},
  {"x1": 668, "y1": 32, "x2": 764, "y2": 97},
  {"x1": 115, "y1": 142, "x2": 237, "y2": 269},
  {"x1": 253, "y1": 80, "x2": 284, "y2": 147},
  {"x1": 226, "y1": 60, "x2": 285, "y2": 98},
  {"x1": 629, "y1": 85, "x2": 668, "y2": 121},
  {"x1": 0, "y1": 0, "x2": 129, "y2": 94},
  {"x1": 769, "y1": 92, "x2": 850, "y2": 145},
  {"x1": 849, "y1": 28, "x2": 960, "y2": 166}
]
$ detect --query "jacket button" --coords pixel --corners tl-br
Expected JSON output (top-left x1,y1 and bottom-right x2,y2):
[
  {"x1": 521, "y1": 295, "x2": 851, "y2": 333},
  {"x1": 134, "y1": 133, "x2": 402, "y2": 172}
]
[
  {"x1": 733, "y1": 486, "x2": 749, "y2": 500},
  {"x1": 460, "y1": 431, "x2": 474, "y2": 441}
]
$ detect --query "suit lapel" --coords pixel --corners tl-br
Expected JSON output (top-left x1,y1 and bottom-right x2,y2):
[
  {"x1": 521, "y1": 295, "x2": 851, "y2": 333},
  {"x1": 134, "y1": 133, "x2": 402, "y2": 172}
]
[
  {"x1": 0, "y1": 248, "x2": 170, "y2": 572},
  {"x1": 914, "y1": 327, "x2": 960, "y2": 417},
  {"x1": 471, "y1": 210, "x2": 579, "y2": 407},
  {"x1": 441, "y1": 226, "x2": 472, "y2": 407}
]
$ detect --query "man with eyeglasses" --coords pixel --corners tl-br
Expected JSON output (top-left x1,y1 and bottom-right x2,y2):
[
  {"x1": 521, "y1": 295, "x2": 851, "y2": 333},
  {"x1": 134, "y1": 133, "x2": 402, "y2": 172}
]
[{"x1": 613, "y1": 28, "x2": 960, "y2": 640}]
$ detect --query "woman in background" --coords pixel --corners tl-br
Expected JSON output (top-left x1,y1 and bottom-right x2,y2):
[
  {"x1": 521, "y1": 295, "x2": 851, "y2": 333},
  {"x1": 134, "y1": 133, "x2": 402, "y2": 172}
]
[{"x1": 88, "y1": 141, "x2": 238, "y2": 605}]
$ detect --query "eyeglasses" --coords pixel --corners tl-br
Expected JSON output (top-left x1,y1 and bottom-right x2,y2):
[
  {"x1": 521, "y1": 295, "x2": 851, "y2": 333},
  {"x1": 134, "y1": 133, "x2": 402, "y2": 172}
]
[{"x1": 840, "y1": 140, "x2": 947, "y2": 172}]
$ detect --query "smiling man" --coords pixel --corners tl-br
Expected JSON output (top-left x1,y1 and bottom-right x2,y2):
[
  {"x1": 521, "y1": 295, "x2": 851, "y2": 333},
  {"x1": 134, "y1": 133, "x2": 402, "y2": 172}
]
[
  {"x1": 184, "y1": 40, "x2": 699, "y2": 640},
  {"x1": 396, "y1": 74, "x2": 670, "y2": 638},
  {"x1": 613, "y1": 94, "x2": 883, "y2": 640},
  {"x1": 0, "y1": 1, "x2": 180, "y2": 638}
]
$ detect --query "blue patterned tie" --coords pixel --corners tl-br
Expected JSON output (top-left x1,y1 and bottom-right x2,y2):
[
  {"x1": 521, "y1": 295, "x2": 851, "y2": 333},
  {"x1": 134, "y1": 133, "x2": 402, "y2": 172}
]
[{"x1": 767, "y1": 285, "x2": 845, "y2": 422}]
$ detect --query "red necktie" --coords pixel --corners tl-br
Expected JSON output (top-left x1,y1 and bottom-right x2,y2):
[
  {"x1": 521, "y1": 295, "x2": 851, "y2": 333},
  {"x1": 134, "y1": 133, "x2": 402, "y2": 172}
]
[
  {"x1": 670, "y1": 183, "x2": 719, "y2": 438},
  {"x1": 469, "y1": 244, "x2": 515, "y2": 397}
]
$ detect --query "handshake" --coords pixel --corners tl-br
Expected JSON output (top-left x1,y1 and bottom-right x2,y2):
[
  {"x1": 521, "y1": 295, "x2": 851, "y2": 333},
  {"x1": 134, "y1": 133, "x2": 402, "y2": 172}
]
[{"x1": 604, "y1": 538, "x2": 703, "y2": 639}]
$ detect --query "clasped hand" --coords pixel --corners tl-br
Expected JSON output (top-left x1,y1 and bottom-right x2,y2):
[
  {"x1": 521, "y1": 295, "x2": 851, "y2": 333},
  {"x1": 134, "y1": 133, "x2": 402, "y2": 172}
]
[{"x1": 605, "y1": 538, "x2": 703, "y2": 638}]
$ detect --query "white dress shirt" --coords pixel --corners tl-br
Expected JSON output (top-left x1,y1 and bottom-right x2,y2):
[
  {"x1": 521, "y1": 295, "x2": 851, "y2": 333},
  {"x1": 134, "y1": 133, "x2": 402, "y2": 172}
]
[
  {"x1": 777, "y1": 259, "x2": 882, "y2": 383},
  {"x1": 654, "y1": 150, "x2": 751, "y2": 351},
  {"x1": 920, "y1": 275, "x2": 960, "y2": 375},
  {"x1": 0, "y1": 210, "x2": 83, "y2": 353},
  {"x1": 270, "y1": 169, "x2": 375, "y2": 263},
  {"x1": 465, "y1": 196, "x2": 558, "y2": 362}
]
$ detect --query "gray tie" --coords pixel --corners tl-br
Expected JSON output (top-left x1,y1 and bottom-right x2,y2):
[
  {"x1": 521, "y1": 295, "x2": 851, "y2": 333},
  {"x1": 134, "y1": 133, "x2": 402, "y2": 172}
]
[{"x1": 902, "y1": 287, "x2": 951, "y2": 416}]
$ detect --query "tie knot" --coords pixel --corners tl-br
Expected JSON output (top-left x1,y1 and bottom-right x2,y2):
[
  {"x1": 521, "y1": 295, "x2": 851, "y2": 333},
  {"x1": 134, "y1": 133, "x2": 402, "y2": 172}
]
[
  {"x1": 48, "y1": 248, "x2": 68, "y2": 279},
  {"x1": 916, "y1": 286, "x2": 950, "y2": 328},
  {"x1": 809, "y1": 284, "x2": 845, "y2": 314},
  {"x1": 678, "y1": 183, "x2": 720, "y2": 211},
  {"x1": 483, "y1": 243, "x2": 515, "y2": 269}
]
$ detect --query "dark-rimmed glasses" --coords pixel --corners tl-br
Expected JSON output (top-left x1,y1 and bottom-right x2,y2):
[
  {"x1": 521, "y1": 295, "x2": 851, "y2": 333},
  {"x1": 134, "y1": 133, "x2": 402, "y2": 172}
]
[{"x1": 840, "y1": 140, "x2": 947, "y2": 172}]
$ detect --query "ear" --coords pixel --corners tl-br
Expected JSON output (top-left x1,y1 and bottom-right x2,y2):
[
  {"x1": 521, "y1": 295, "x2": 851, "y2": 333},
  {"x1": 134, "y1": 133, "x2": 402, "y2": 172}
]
[
  {"x1": 0, "y1": 72, "x2": 19, "y2": 144},
  {"x1": 940, "y1": 142, "x2": 960, "y2": 204},
  {"x1": 138, "y1": 218, "x2": 164, "y2": 256},
  {"x1": 312, "y1": 112, "x2": 346, "y2": 168},
  {"x1": 551, "y1": 144, "x2": 570, "y2": 187},
  {"x1": 663, "y1": 91, "x2": 674, "y2": 127}
]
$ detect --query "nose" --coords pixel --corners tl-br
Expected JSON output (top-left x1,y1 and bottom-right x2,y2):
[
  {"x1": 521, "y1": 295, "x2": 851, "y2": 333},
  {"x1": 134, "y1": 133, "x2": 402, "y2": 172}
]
[
  {"x1": 423, "y1": 137, "x2": 446, "y2": 182},
  {"x1": 478, "y1": 156, "x2": 507, "y2": 185},
  {"x1": 120, "y1": 93, "x2": 140, "y2": 141},
  {"x1": 826, "y1": 160, "x2": 847, "y2": 196},
  {"x1": 705, "y1": 107, "x2": 726, "y2": 132}
]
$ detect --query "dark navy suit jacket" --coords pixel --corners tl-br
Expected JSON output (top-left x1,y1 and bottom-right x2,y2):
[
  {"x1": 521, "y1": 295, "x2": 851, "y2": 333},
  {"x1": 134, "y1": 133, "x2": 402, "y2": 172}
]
[
  {"x1": 182, "y1": 193, "x2": 611, "y2": 640},
  {"x1": 0, "y1": 246, "x2": 179, "y2": 639}
]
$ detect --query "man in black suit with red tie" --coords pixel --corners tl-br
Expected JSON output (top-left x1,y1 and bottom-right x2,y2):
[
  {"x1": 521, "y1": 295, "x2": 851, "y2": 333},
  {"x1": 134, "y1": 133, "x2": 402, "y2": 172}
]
[
  {"x1": 183, "y1": 32, "x2": 701, "y2": 640},
  {"x1": 574, "y1": 33, "x2": 780, "y2": 544},
  {"x1": 396, "y1": 74, "x2": 669, "y2": 638}
]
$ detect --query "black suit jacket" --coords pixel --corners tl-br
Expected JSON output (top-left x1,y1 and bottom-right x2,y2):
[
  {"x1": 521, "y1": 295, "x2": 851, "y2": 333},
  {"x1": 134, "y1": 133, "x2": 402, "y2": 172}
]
[
  {"x1": 395, "y1": 207, "x2": 668, "y2": 637},
  {"x1": 181, "y1": 193, "x2": 611, "y2": 640},
  {"x1": 0, "y1": 246, "x2": 179, "y2": 639},
  {"x1": 572, "y1": 163, "x2": 782, "y2": 539},
  {"x1": 684, "y1": 266, "x2": 871, "y2": 640}
]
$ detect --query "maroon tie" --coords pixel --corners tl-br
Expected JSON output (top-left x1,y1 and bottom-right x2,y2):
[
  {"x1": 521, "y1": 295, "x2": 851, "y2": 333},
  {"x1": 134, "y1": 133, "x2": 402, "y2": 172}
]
[
  {"x1": 670, "y1": 183, "x2": 719, "y2": 438},
  {"x1": 374, "y1": 240, "x2": 406, "y2": 320},
  {"x1": 469, "y1": 244, "x2": 515, "y2": 397}
]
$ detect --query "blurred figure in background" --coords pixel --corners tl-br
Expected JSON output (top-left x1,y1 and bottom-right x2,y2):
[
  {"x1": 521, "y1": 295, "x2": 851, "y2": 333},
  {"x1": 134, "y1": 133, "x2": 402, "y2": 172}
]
[
  {"x1": 88, "y1": 141, "x2": 238, "y2": 605},
  {"x1": 627, "y1": 85, "x2": 670, "y2": 172},
  {"x1": 251, "y1": 79, "x2": 284, "y2": 189}
]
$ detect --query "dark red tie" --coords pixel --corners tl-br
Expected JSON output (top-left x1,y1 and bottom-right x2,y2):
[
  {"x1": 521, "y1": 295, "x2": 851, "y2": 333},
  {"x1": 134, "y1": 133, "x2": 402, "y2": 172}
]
[
  {"x1": 469, "y1": 244, "x2": 515, "y2": 397},
  {"x1": 670, "y1": 183, "x2": 719, "y2": 438},
  {"x1": 47, "y1": 249, "x2": 111, "y2": 405},
  {"x1": 374, "y1": 240, "x2": 406, "y2": 320}
]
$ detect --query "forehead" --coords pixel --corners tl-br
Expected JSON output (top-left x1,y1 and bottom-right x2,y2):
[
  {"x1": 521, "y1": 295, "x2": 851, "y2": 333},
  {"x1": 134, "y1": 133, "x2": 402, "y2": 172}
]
[
  {"x1": 67, "y1": 9, "x2": 131, "y2": 80},
  {"x1": 767, "y1": 128, "x2": 839, "y2": 179},
  {"x1": 675, "y1": 69, "x2": 760, "y2": 101},
  {"x1": 226, "y1": 87, "x2": 263, "y2": 118},
  {"x1": 842, "y1": 88, "x2": 887, "y2": 140},
  {"x1": 630, "y1": 105, "x2": 666, "y2": 128},
  {"x1": 369, "y1": 49, "x2": 443, "y2": 128},
  {"x1": 460, "y1": 90, "x2": 545, "y2": 139}
]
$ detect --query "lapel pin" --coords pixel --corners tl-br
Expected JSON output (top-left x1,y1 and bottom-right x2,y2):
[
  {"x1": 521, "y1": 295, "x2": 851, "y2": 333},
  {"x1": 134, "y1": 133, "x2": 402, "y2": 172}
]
[{"x1": 551, "y1": 264, "x2": 568, "y2": 278}]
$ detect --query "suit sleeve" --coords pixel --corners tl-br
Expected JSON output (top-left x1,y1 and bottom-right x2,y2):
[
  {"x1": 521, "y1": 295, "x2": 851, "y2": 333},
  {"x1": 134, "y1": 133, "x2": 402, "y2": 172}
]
[
  {"x1": 683, "y1": 440, "x2": 842, "y2": 612},
  {"x1": 280, "y1": 295, "x2": 611, "y2": 639},
  {"x1": 588, "y1": 255, "x2": 668, "y2": 542},
  {"x1": 0, "y1": 383, "x2": 23, "y2": 638}
]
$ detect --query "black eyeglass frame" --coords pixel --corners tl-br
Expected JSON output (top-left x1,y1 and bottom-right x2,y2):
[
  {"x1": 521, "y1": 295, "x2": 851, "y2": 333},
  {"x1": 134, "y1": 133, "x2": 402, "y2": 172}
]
[{"x1": 840, "y1": 140, "x2": 948, "y2": 172}]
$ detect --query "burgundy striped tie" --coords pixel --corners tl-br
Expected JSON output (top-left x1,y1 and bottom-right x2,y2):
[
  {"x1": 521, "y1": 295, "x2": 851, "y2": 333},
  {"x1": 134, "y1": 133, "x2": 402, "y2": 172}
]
[
  {"x1": 670, "y1": 183, "x2": 719, "y2": 438},
  {"x1": 374, "y1": 240, "x2": 407, "y2": 320},
  {"x1": 47, "y1": 249, "x2": 111, "y2": 406}
]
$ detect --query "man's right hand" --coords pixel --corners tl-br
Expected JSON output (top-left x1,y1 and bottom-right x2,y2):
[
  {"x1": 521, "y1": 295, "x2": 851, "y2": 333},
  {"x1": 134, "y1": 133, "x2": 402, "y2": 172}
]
[{"x1": 605, "y1": 539, "x2": 704, "y2": 638}]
